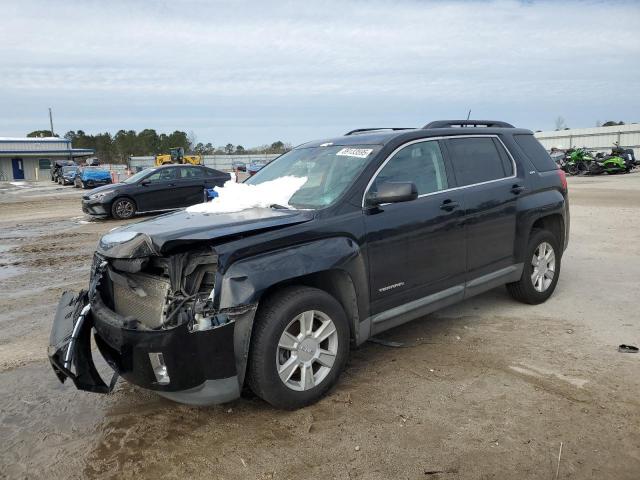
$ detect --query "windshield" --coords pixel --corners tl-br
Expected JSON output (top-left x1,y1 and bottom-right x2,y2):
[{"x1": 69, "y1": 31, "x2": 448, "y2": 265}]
[
  {"x1": 245, "y1": 144, "x2": 380, "y2": 208},
  {"x1": 123, "y1": 168, "x2": 157, "y2": 184},
  {"x1": 62, "y1": 166, "x2": 78, "y2": 172}
]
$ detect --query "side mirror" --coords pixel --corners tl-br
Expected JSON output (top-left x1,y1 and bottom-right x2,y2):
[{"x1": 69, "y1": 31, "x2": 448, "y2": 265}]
[
  {"x1": 366, "y1": 181, "x2": 418, "y2": 206},
  {"x1": 140, "y1": 180, "x2": 151, "y2": 186}
]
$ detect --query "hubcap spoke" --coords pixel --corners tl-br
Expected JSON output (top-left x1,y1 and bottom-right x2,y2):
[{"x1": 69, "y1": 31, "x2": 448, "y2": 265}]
[
  {"x1": 301, "y1": 364, "x2": 315, "y2": 390},
  {"x1": 299, "y1": 310, "x2": 315, "y2": 336},
  {"x1": 313, "y1": 320, "x2": 336, "y2": 343},
  {"x1": 317, "y1": 349, "x2": 336, "y2": 368},
  {"x1": 278, "y1": 356, "x2": 299, "y2": 383},
  {"x1": 278, "y1": 331, "x2": 298, "y2": 351}
]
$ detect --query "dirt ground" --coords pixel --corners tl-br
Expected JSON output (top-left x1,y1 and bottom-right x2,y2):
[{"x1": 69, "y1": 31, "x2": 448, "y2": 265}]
[{"x1": 0, "y1": 175, "x2": 639, "y2": 479}]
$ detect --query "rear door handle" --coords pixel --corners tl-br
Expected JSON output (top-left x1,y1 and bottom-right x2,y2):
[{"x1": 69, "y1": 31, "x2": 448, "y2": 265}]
[
  {"x1": 511, "y1": 184, "x2": 525, "y2": 195},
  {"x1": 440, "y1": 199, "x2": 459, "y2": 211}
]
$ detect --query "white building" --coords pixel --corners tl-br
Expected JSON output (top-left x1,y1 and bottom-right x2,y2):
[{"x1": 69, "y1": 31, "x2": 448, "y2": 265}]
[
  {"x1": 0, "y1": 137, "x2": 94, "y2": 181},
  {"x1": 534, "y1": 124, "x2": 640, "y2": 156}
]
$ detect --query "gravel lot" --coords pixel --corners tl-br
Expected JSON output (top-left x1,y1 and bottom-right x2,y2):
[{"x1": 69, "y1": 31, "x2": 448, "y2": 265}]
[{"x1": 0, "y1": 175, "x2": 639, "y2": 479}]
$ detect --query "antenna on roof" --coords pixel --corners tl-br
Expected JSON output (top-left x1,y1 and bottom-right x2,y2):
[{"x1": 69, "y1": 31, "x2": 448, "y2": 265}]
[
  {"x1": 466, "y1": 109, "x2": 471, "y2": 120},
  {"x1": 48, "y1": 107, "x2": 55, "y2": 137}
]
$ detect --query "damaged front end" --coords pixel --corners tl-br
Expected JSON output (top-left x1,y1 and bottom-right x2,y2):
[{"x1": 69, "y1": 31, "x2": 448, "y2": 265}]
[{"x1": 48, "y1": 231, "x2": 257, "y2": 405}]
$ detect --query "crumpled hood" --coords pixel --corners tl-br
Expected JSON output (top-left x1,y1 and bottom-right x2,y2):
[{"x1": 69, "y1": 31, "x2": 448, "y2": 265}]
[{"x1": 98, "y1": 207, "x2": 314, "y2": 258}]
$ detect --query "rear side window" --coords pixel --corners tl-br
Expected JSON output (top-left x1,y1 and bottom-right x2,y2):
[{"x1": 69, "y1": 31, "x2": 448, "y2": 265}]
[
  {"x1": 446, "y1": 137, "x2": 513, "y2": 186},
  {"x1": 513, "y1": 134, "x2": 557, "y2": 172},
  {"x1": 180, "y1": 167, "x2": 204, "y2": 178}
]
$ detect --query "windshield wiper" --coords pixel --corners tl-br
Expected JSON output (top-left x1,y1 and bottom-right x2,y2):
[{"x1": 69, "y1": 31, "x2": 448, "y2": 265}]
[{"x1": 269, "y1": 204, "x2": 291, "y2": 210}]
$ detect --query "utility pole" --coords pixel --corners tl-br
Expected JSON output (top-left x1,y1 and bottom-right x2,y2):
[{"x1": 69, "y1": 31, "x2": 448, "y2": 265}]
[{"x1": 48, "y1": 107, "x2": 55, "y2": 137}]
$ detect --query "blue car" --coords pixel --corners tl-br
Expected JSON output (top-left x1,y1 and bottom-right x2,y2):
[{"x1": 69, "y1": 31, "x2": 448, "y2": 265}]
[
  {"x1": 247, "y1": 160, "x2": 268, "y2": 176},
  {"x1": 58, "y1": 165, "x2": 79, "y2": 185},
  {"x1": 74, "y1": 166, "x2": 112, "y2": 189}
]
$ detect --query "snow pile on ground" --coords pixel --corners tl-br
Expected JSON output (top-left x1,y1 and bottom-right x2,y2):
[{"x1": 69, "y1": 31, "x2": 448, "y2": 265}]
[{"x1": 186, "y1": 176, "x2": 308, "y2": 214}]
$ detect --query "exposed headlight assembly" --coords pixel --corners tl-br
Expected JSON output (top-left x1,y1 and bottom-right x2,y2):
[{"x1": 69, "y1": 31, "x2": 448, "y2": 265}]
[{"x1": 97, "y1": 230, "x2": 157, "y2": 258}]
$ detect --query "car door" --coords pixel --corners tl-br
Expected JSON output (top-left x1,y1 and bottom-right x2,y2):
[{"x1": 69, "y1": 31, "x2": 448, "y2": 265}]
[
  {"x1": 443, "y1": 136, "x2": 521, "y2": 281},
  {"x1": 363, "y1": 139, "x2": 467, "y2": 316},
  {"x1": 203, "y1": 167, "x2": 231, "y2": 188},
  {"x1": 134, "y1": 167, "x2": 181, "y2": 211},
  {"x1": 176, "y1": 166, "x2": 209, "y2": 206}
]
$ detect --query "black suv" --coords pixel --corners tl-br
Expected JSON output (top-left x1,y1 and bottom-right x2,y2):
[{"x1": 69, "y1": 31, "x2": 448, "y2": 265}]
[{"x1": 49, "y1": 120, "x2": 569, "y2": 409}]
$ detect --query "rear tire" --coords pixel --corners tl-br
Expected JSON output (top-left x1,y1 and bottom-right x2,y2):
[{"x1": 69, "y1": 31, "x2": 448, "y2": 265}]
[
  {"x1": 247, "y1": 286, "x2": 350, "y2": 410},
  {"x1": 111, "y1": 197, "x2": 136, "y2": 219},
  {"x1": 507, "y1": 229, "x2": 561, "y2": 305}
]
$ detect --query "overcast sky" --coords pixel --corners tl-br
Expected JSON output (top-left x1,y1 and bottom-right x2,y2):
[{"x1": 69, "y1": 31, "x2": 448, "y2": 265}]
[{"x1": 1, "y1": 0, "x2": 639, "y2": 147}]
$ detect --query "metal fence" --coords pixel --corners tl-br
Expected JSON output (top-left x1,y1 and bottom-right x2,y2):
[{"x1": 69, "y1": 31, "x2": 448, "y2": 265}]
[
  {"x1": 535, "y1": 125, "x2": 640, "y2": 156},
  {"x1": 128, "y1": 154, "x2": 280, "y2": 171}
]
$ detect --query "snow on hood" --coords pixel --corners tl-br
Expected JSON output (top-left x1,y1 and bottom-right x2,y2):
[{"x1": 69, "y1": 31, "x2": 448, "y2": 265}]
[{"x1": 187, "y1": 176, "x2": 308, "y2": 214}]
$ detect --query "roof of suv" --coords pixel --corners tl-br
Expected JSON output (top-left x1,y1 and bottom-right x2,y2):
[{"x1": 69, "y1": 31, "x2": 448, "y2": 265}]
[{"x1": 301, "y1": 120, "x2": 533, "y2": 148}]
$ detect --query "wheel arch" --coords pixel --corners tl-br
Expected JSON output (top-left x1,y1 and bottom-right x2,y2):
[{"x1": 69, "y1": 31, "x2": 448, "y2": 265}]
[
  {"x1": 215, "y1": 237, "x2": 369, "y2": 389},
  {"x1": 256, "y1": 269, "x2": 359, "y2": 342},
  {"x1": 515, "y1": 189, "x2": 567, "y2": 262},
  {"x1": 530, "y1": 214, "x2": 564, "y2": 248}
]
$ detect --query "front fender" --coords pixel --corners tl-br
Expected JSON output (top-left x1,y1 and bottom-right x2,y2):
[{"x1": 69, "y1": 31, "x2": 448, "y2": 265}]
[
  {"x1": 216, "y1": 237, "x2": 369, "y2": 386},
  {"x1": 217, "y1": 236, "x2": 367, "y2": 311}
]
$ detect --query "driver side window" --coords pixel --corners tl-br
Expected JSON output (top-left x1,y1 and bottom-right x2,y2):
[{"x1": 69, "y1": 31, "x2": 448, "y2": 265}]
[
  {"x1": 146, "y1": 168, "x2": 177, "y2": 183},
  {"x1": 372, "y1": 141, "x2": 448, "y2": 195}
]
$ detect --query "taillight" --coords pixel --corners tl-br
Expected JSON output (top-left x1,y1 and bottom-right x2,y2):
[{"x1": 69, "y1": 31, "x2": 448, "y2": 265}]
[{"x1": 558, "y1": 168, "x2": 568, "y2": 192}]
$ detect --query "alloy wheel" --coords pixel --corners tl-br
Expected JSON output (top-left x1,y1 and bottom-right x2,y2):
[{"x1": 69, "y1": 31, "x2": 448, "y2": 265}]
[
  {"x1": 276, "y1": 310, "x2": 339, "y2": 391},
  {"x1": 531, "y1": 241, "x2": 555, "y2": 292},
  {"x1": 114, "y1": 199, "x2": 134, "y2": 218}
]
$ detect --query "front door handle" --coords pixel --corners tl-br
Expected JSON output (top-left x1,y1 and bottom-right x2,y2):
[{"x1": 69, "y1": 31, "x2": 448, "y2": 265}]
[
  {"x1": 511, "y1": 184, "x2": 525, "y2": 195},
  {"x1": 440, "y1": 199, "x2": 459, "y2": 211}
]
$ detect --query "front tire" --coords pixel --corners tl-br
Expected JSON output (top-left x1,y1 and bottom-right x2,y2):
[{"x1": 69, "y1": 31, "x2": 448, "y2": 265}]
[
  {"x1": 111, "y1": 197, "x2": 136, "y2": 219},
  {"x1": 247, "y1": 286, "x2": 350, "y2": 410},
  {"x1": 507, "y1": 229, "x2": 561, "y2": 305}
]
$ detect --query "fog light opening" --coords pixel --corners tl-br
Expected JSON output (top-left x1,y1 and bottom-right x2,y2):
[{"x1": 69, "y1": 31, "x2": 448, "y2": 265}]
[{"x1": 149, "y1": 352, "x2": 170, "y2": 385}]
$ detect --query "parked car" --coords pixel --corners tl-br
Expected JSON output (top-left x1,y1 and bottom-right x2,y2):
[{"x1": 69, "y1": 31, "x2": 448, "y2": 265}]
[
  {"x1": 247, "y1": 160, "x2": 267, "y2": 176},
  {"x1": 58, "y1": 165, "x2": 79, "y2": 185},
  {"x1": 49, "y1": 120, "x2": 569, "y2": 410},
  {"x1": 51, "y1": 160, "x2": 76, "y2": 182},
  {"x1": 74, "y1": 166, "x2": 112, "y2": 189},
  {"x1": 232, "y1": 160, "x2": 247, "y2": 172},
  {"x1": 81, "y1": 164, "x2": 231, "y2": 219}
]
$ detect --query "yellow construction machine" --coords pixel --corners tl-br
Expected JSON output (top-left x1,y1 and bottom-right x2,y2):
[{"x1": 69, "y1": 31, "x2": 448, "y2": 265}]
[{"x1": 155, "y1": 147, "x2": 202, "y2": 166}]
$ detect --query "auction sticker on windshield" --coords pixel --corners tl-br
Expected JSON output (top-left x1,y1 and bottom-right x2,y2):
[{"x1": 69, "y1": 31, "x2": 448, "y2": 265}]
[{"x1": 336, "y1": 148, "x2": 373, "y2": 158}]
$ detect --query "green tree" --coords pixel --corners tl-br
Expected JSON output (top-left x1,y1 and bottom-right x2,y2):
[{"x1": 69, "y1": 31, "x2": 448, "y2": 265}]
[
  {"x1": 224, "y1": 143, "x2": 234, "y2": 154},
  {"x1": 235, "y1": 145, "x2": 245, "y2": 154},
  {"x1": 269, "y1": 141, "x2": 285, "y2": 153},
  {"x1": 27, "y1": 130, "x2": 57, "y2": 137},
  {"x1": 137, "y1": 129, "x2": 160, "y2": 155}
]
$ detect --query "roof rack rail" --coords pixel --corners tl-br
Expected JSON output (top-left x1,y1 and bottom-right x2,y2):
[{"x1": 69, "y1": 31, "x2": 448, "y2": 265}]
[
  {"x1": 344, "y1": 127, "x2": 414, "y2": 136},
  {"x1": 423, "y1": 120, "x2": 515, "y2": 129}
]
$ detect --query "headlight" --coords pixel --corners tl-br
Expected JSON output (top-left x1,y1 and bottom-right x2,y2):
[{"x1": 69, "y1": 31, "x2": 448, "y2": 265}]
[{"x1": 89, "y1": 190, "x2": 114, "y2": 200}]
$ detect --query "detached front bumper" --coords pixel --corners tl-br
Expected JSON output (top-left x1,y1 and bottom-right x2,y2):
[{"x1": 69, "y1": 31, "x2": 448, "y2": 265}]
[
  {"x1": 49, "y1": 290, "x2": 114, "y2": 393},
  {"x1": 49, "y1": 290, "x2": 251, "y2": 406}
]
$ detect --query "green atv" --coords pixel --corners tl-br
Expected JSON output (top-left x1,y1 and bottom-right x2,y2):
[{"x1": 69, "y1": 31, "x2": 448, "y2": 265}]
[
  {"x1": 563, "y1": 148, "x2": 595, "y2": 175},
  {"x1": 592, "y1": 151, "x2": 630, "y2": 174}
]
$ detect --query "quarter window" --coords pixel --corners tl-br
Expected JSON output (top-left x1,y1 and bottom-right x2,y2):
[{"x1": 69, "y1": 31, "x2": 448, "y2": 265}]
[
  {"x1": 371, "y1": 141, "x2": 449, "y2": 196},
  {"x1": 180, "y1": 167, "x2": 203, "y2": 178},
  {"x1": 447, "y1": 137, "x2": 513, "y2": 186}
]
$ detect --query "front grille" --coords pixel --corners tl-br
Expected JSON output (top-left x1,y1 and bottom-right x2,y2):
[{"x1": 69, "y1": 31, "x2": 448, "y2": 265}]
[{"x1": 112, "y1": 272, "x2": 170, "y2": 329}]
